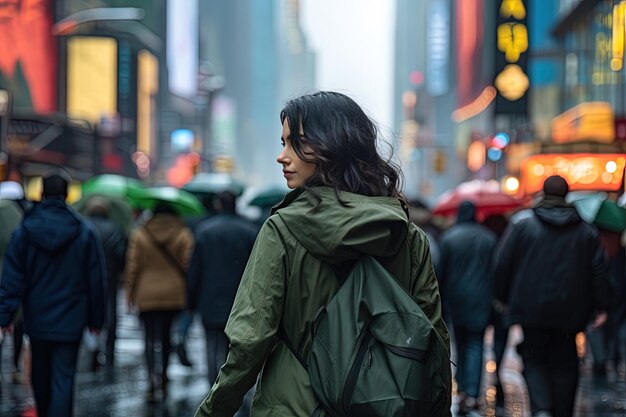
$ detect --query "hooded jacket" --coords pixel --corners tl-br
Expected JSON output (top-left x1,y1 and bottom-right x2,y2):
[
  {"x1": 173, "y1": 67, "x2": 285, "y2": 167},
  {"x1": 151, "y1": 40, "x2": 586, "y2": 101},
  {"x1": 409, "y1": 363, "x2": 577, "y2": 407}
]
[
  {"x1": 187, "y1": 213, "x2": 259, "y2": 329},
  {"x1": 195, "y1": 187, "x2": 450, "y2": 417},
  {"x1": 0, "y1": 199, "x2": 106, "y2": 341},
  {"x1": 125, "y1": 214, "x2": 193, "y2": 312},
  {"x1": 494, "y1": 197, "x2": 611, "y2": 332},
  {"x1": 437, "y1": 202, "x2": 497, "y2": 331}
]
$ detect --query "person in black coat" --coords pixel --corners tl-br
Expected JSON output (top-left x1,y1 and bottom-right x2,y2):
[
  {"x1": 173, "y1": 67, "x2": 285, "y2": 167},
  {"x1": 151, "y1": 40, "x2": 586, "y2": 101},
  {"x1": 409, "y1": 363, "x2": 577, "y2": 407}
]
[
  {"x1": 437, "y1": 201, "x2": 497, "y2": 415},
  {"x1": 187, "y1": 191, "x2": 258, "y2": 387},
  {"x1": 0, "y1": 173, "x2": 106, "y2": 417},
  {"x1": 494, "y1": 175, "x2": 612, "y2": 417},
  {"x1": 85, "y1": 196, "x2": 127, "y2": 370}
]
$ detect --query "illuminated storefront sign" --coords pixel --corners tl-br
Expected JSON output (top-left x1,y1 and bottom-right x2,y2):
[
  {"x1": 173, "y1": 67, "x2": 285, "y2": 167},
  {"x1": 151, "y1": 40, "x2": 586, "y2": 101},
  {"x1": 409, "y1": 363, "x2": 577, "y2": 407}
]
[
  {"x1": 551, "y1": 102, "x2": 615, "y2": 144},
  {"x1": 520, "y1": 153, "x2": 626, "y2": 194},
  {"x1": 494, "y1": 0, "x2": 528, "y2": 114}
]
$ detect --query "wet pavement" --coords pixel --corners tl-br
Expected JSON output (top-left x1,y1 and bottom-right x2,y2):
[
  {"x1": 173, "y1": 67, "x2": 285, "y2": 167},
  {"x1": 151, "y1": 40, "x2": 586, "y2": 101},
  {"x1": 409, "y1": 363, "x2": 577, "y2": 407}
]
[{"x1": 1, "y1": 309, "x2": 626, "y2": 416}]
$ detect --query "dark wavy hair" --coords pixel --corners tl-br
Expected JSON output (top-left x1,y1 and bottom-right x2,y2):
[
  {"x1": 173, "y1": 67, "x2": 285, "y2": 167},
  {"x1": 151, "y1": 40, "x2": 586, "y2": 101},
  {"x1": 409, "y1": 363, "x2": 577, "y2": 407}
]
[{"x1": 280, "y1": 91, "x2": 404, "y2": 201}]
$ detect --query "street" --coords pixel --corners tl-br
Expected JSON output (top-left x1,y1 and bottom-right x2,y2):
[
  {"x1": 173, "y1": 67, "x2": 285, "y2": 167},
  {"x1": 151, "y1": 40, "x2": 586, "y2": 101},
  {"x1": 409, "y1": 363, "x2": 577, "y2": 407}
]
[{"x1": 1, "y1": 309, "x2": 626, "y2": 416}]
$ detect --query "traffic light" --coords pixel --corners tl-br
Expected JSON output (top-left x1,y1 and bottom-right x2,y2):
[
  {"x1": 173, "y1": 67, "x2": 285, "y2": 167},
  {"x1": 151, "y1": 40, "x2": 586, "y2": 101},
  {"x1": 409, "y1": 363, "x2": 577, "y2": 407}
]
[{"x1": 487, "y1": 133, "x2": 510, "y2": 162}]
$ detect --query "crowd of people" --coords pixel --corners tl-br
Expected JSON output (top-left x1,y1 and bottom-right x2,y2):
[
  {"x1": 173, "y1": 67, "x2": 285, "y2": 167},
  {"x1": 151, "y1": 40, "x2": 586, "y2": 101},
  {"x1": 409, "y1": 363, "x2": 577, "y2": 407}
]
[{"x1": 0, "y1": 91, "x2": 623, "y2": 417}]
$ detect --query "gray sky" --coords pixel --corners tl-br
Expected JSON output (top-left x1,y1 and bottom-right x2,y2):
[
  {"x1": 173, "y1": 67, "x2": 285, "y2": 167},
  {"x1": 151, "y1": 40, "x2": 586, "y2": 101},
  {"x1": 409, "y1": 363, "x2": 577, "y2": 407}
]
[{"x1": 300, "y1": 0, "x2": 396, "y2": 135}]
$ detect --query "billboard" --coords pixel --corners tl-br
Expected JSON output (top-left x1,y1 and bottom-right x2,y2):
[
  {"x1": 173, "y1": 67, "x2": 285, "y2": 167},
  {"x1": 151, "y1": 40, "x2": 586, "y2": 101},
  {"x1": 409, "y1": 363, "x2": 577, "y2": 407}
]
[
  {"x1": 456, "y1": 0, "x2": 485, "y2": 107},
  {"x1": 426, "y1": 0, "x2": 450, "y2": 96},
  {"x1": 67, "y1": 37, "x2": 118, "y2": 124},
  {"x1": 0, "y1": 0, "x2": 57, "y2": 113},
  {"x1": 520, "y1": 153, "x2": 626, "y2": 194},
  {"x1": 167, "y1": 0, "x2": 199, "y2": 98}
]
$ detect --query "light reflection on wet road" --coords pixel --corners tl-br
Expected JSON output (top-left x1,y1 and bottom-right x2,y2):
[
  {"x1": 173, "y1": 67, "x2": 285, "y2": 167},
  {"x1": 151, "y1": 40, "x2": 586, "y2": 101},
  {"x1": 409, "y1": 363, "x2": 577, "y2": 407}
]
[{"x1": 1, "y1": 310, "x2": 626, "y2": 416}]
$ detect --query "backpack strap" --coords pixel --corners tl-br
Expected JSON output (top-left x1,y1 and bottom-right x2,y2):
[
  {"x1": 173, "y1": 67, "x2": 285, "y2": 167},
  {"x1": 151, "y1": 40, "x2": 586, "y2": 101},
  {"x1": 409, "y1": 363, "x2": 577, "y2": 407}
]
[{"x1": 279, "y1": 324, "x2": 308, "y2": 370}]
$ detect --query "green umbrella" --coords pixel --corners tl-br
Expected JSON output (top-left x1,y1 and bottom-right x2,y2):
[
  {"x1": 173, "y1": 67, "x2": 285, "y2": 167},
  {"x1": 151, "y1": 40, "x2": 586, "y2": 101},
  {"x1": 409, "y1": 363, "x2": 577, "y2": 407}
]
[
  {"x1": 249, "y1": 187, "x2": 288, "y2": 208},
  {"x1": 73, "y1": 195, "x2": 134, "y2": 236},
  {"x1": 82, "y1": 174, "x2": 146, "y2": 207},
  {"x1": 182, "y1": 173, "x2": 245, "y2": 196},
  {"x1": 573, "y1": 196, "x2": 626, "y2": 233},
  {"x1": 136, "y1": 187, "x2": 206, "y2": 216}
]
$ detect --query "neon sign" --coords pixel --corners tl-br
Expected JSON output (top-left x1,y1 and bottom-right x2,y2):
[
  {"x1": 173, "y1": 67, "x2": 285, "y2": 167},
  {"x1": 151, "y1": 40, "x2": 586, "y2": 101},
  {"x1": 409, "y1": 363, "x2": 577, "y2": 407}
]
[{"x1": 494, "y1": 0, "x2": 529, "y2": 112}]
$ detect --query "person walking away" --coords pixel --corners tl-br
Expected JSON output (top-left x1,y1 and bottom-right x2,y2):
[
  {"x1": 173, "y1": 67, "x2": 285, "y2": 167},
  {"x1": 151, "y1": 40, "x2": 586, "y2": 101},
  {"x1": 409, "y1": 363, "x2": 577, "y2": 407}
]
[
  {"x1": 437, "y1": 201, "x2": 497, "y2": 416},
  {"x1": 0, "y1": 173, "x2": 106, "y2": 417},
  {"x1": 85, "y1": 196, "x2": 127, "y2": 371},
  {"x1": 194, "y1": 91, "x2": 451, "y2": 417},
  {"x1": 125, "y1": 202, "x2": 193, "y2": 401},
  {"x1": 173, "y1": 195, "x2": 217, "y2": 369},
  {"x1": 586, "y1": 226, "x2": 625, "y2": 379},
  {"x1": 482, "y1": 213, "x2": 510, "y2": 415},
  {"x1": 494, "y1": 175, "x2": 612, "y2": 417},
  {"x1": 0, "y1": 193, "x2": 24, "y2": 383},
  {"x1": 188, "y1": 190, "x2": 258, "y2": 416}
]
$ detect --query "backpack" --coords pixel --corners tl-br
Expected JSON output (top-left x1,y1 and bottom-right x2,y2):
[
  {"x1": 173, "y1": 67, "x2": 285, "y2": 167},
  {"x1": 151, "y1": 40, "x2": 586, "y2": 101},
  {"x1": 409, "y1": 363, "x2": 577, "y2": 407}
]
[{"x1": 282, "y1": 255, "x2": 451, "y2": 417}]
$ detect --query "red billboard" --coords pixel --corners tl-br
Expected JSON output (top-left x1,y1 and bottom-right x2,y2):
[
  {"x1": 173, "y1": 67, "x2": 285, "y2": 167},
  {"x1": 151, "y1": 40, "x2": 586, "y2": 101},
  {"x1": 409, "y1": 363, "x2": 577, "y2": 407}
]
[{"x1": 0, "y1": 0, "x2": 57, "y2": 113}]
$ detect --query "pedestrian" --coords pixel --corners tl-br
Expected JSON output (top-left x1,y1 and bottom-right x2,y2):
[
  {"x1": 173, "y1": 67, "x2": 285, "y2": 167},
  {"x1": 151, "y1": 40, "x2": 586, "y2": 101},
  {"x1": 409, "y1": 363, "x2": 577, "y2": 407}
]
[
  {"x1": 0, "y1": 172, "x2": 106, "y2": 417},
  {"x1": 481, "y1": 213, "x2": 511, "y2": 415},
  {"x1": 437, "y1": 200, "x2": 497, "y2": 416},
  {"x1": 125, "y1": 202, "x2": 193, "y2": 401},
  {"x1": 172, "y1": 195, "x2": 218, "y2": 369},
  {"x1": 188, "y1": 190, "x2": 258, "y2": 416},
  {"x1": 194, "y1": 91, "x2": 450, "y2": 417},
  {"x1": 0, "y1": 190, "x2": 25, "y2": 383},
  {"x1": 494, "y1": 175, "x2": 612, "y2": 417},
  {"x1": 84, "y1": 196, "x2": 127, "y2": 371},
  {"x1": 586, "y1": 226, "x2": 625, "y2": 379}
]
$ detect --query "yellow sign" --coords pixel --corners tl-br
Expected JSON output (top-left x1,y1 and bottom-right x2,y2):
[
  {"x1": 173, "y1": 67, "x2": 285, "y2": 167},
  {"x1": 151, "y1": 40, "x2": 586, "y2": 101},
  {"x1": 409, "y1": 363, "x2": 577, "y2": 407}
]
[
  {"x1": 612, "y1": 2, "x2": 626, "y2": 71},
  {"x1": 551, "y1": 102, "x2": 615, "y2": 144},
  {"x1": 67, "y1": 37, "x2": 118, "y2": 124},
  {"x1": 494, "y1": 64, "x2": 529, "y2": 101},
  {"x1": 500, "y1": 0, "x2": 526, "y2": 19},
  {"x1": 497, "y1": 23, "x2": 528, "y2": 62}
]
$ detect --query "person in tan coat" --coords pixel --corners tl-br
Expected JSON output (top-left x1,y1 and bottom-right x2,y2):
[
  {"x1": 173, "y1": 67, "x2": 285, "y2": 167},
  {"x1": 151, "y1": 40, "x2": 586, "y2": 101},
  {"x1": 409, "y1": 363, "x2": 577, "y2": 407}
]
[{"x1": 125, "y1": 202, "x2": 194, "y2": 400}]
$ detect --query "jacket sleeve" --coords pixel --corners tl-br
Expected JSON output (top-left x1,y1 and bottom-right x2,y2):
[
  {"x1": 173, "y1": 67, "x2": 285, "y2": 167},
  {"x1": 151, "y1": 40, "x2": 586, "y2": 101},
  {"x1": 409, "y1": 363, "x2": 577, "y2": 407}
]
[
  {"x1": 85, "y1": 226, "x2": 106, "y2": 329},
  {"x1": 124, "y1": 231, "x2": 141, "y2": 302},
  {"x1": 0, "y1": 228, "x2": 27, "y2": 327},
  {"x1": 186, "y1": 239, "x2": 203, "y2": 312},
  {"x1": 409, "y1": 228, "x2": 452, "y2": 417},
  {"x1": 410, "y1": 229, "x2": 450, "y2": 353},
  {"x1": 589, "y1": 229, "x2": 612, "y2": 312},
  {"x1": 195, "y1": 220, "x2": 285, "y2": 417},
  {"x1": 493, "y1": 223, "x2": 519, "y2": 305}
]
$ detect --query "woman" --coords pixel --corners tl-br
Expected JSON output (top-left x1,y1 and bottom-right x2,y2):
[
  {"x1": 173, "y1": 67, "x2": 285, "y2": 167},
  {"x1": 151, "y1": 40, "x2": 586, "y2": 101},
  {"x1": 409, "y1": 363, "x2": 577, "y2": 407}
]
[
  {"x1": 125, "y1": 202, "x2": 193, "y2": 400},
  {"x1": 194, "y1": 91, "x2": 450, "y2": 417}
]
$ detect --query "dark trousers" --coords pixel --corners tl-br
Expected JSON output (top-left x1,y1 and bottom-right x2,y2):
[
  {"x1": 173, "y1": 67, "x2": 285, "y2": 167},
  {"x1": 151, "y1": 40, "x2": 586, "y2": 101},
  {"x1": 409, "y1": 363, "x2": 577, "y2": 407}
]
[
  {"x1": 204, "y1": 327, "x2": 229, "y2": 386},
  {"x1": 453, "y1": 325, "x2": 485, "y2": 398},
  {"x1": 30, "y1": 339, "x2": 80, "y2": 417},
  {"x1": 140, "y1": 310, "x2": 177, "y2": 386},
  {"x1": 104, "y1": 286, "x2": 118, "y2": 365},
  {"x1": 519, "y1": 327, "x2": 579, "y2": 417},
  {"x1": 492, "y1": 312, "x2": 509, "y2": 407}
]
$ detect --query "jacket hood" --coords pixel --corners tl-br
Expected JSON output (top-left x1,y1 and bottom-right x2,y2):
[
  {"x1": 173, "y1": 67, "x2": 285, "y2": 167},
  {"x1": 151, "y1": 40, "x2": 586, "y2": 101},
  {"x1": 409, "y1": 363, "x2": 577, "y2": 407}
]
[
  {"x1": 23, "y1": 199, "x2": 81, "y2": 252},
  {"x1": 273, "y1": 187, "x2": 409, "y2": 263},
  {"x1": 456, "y1": 201, "x2": 477, "y2": 224},
  {"x1": 145, "y1": 214, "x2": 185, "y2": 243},
  {"x1": 533, "y1": 196, "x2": 581, "y2": 227}
]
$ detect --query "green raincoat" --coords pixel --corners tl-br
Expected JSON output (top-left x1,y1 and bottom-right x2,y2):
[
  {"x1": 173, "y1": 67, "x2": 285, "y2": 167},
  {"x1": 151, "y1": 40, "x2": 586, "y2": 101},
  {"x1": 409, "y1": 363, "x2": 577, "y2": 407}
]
[{"x1": 195, "y1": 187, "x2": 451, "y2": 417}]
